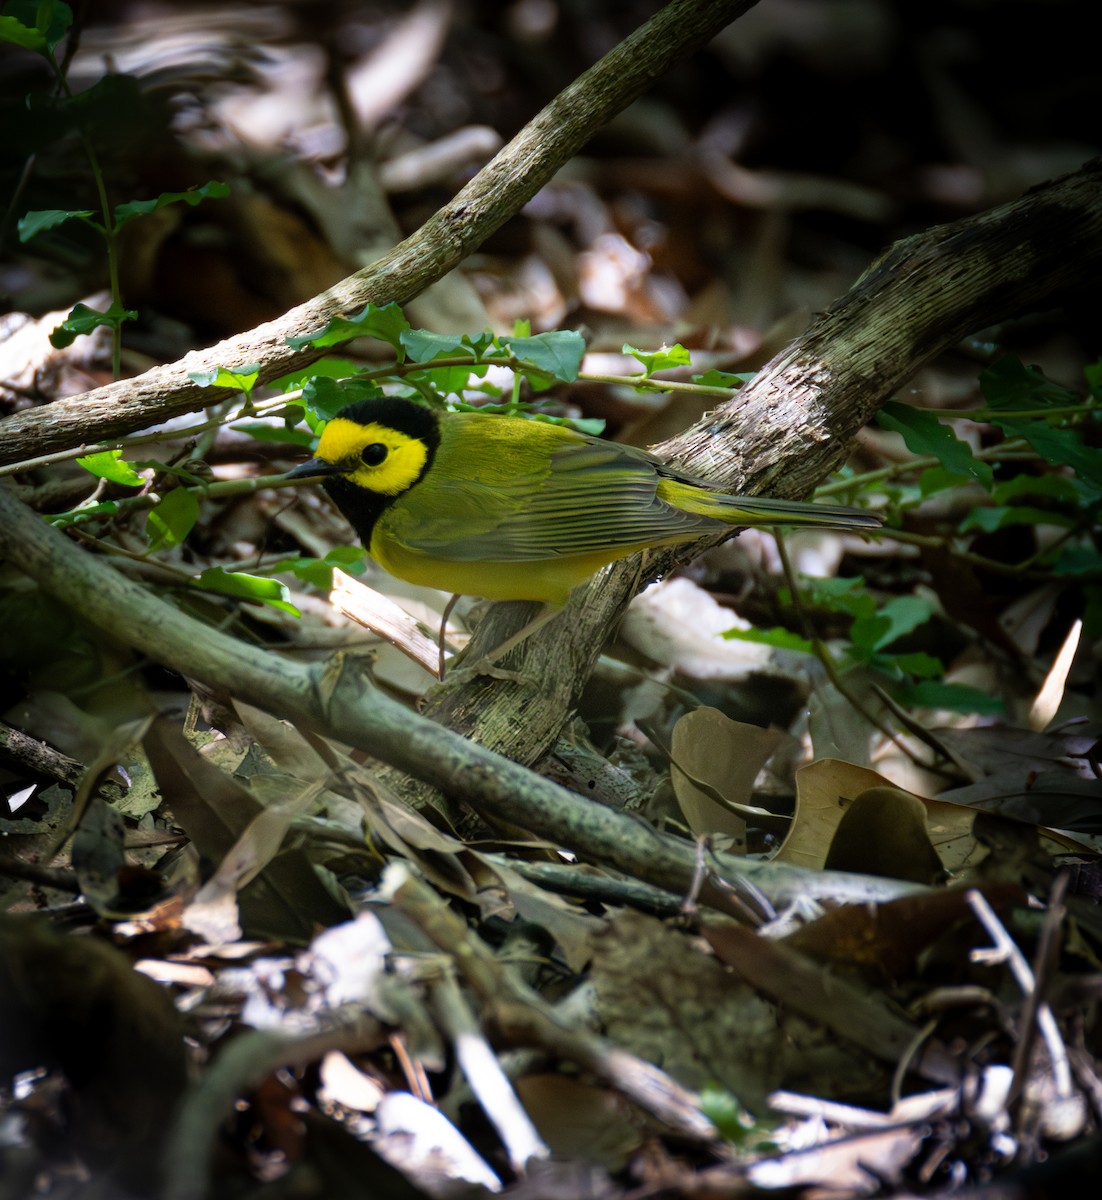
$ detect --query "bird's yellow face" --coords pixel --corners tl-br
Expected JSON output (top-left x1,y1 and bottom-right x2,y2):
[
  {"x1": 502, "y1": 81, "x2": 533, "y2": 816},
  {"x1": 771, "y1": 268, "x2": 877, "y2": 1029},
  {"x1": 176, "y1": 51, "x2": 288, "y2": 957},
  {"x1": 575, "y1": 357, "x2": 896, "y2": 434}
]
[{"x1": 314, "y1": 415, "x2": 430, "y2": 496}]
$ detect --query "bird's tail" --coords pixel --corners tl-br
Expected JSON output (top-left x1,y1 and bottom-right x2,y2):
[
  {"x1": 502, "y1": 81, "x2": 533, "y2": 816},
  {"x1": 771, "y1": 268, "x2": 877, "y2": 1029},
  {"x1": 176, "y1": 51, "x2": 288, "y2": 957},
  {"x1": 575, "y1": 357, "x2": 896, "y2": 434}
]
[{"x1": 659, "y1": 479, "x2": 882, "y2": 531}]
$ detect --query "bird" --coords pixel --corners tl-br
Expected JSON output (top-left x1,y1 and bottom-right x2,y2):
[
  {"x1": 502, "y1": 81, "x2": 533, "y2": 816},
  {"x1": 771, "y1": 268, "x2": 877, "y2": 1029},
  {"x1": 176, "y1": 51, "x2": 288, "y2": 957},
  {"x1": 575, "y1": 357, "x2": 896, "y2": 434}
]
[{"x1": 286, "y1": 396, "x2": 879, "y2": 671}]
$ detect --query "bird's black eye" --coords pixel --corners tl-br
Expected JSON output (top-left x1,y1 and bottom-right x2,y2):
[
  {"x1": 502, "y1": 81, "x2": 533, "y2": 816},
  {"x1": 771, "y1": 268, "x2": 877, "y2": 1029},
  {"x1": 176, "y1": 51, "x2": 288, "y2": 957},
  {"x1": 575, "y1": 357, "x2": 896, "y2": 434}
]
[{"x1": 360, "y1": 443, "x2": 388, "y2": 467}]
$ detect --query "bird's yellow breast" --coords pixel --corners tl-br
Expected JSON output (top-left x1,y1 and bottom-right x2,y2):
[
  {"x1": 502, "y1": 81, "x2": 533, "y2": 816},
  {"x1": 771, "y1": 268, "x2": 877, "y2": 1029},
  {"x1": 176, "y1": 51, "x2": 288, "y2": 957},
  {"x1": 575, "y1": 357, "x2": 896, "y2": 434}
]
[{"x1": 368, "y1": 527, "x2": 639, "y2": 606}]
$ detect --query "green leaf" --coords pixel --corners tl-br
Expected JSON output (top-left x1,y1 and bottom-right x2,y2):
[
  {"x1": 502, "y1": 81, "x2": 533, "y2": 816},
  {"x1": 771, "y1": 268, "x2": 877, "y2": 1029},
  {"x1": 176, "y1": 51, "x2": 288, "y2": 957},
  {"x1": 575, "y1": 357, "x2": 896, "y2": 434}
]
[
  {"x1": 49, "y1": 300, "x2": 136, "y2": 348},
  {"x1": 960, "y1": 505, "x2": 1079, "y2": 533},
  {"x1": 193, "y1": 568, "x2": 300, "y2": 616},
  {"x1": 47, "y1": 500, "x2": 120, "y2": 528},
  {"x1": 896, "y1": 680, "x2": 1005, "y2": 715},
  {"x1": 800, "y1": 575, "x2": 874, "y2": 619},
  {"x1": 623, "y1": 342, "x2": 691, "y2": 377},
  {"x1": 75, "y1": 450, "x2": 143, "y2": 486},
  {"x1": 992, "y1": 418, "x2": 1102, "y2": 498},
  {"x1": 405, "y1": 361, "x2": 488, "y2": 398},
  {"x1": 917, "y1": 465, "x2": 976, "y2": 498},
  {"x1": 146, "y1": 488, "x2": 200, "y2": 551},
  {"x1": 850, "y1": 594, "x2": 932, "y2": 654},
  {"x1": 0, "y1": 0, "x2": 70, "y2": 52},
  {"x1": 693, "y1": 368, "x2": 754, "y2": 389},
  {"x1": 886, "y1": 650, "x2": 944, "y2": 678},
  {"x1": 0, "y1": 14, "x2": 45, "y2": 50},
  {"x1": 721, "y1": 626, "x2": 815, "y2": 654},
  {"x1": 187, "y1": 363, "x2": 261, "y2": 394},
  {"x1": 269, "y1": 358, "x2": 363, "y2": 392},
  {"x1": 992, "y1": 473, "x2": 1084, "y2": 504},
  {"x1": 286, "y1": 301, "x2": 411, "y2": 352},
  {"x1": 233, "y1": 422, "x2": 315, "y2": 446},
  {"x1": 501, "y1": 330, "x2": 586, "y2": 382},
  {"x1": 63, "y1": 72, "x2": 150, "y2": 143},
  {"x1": 698, "y1": 1086, "x2": 757, "y2": 1144},
  {"x1": 270, "y1": 546, "x2": 368, "y2": 589},
  {"x1": 552, "y1": 415, "x2": 605, "y2": 435},
  {"x1": 302, "y1": 376, "x2": 386, "y2": 420},
  {"x1": 18, "y1": 207, "x2": 96, "y2": 242},
  {"x1": 1052, "y1": 544, "x2": 1102, "y2": 577},
  {"x1": 877, "y1": 401, "x2": 993, "y2": 488},
  {"x1": 113, "y1": 180, "x2": 229, "y2": 228},
  {"x1": 401, "y1": 327, "x2": 494, "y2": 364},
  {"x1": 979, "y1": 356, "x2": 1079, "y2": 411}
]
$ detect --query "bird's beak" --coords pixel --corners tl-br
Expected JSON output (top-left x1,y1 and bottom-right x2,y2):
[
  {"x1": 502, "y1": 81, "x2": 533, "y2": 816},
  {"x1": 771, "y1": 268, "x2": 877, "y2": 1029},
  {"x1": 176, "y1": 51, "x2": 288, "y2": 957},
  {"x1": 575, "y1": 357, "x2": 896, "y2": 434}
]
[{"x1": 284, "y1": 458, "x2": 348, "y2": 481}]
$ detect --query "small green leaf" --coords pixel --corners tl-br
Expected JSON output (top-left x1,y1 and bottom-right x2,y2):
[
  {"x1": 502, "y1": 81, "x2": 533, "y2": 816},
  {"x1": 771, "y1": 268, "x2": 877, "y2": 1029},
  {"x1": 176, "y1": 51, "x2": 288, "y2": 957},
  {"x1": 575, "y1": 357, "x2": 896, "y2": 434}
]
[
  {"x1": 0, "y1": 14, "x2": 45, "y2": 50},
  {"x1": 61, "y1": 72, "x2": 150, "y2": 143},
  {"x1": 187, "y1": 363, "x2": 261, "y2": 394},
  {"x1": 50, "y1": 300, "x2": 136, "y2": 348},
  {"x1": 801, "y1": 575, "x2": 874, "y2": 619},
  {"x1": 501, "y1": 330, "x2": 586, "y2": 382},
  {"x1": 47, "y1": 499, "x2": 120, "y2": 527},
  {"x1": 551, "y1": 415, "x2": 605, "y2": 435},
  {"x1": 847, "y1": 615, "x2": 891, "y2": 656},
  {"x1": 401, "y1": 328, "x2": 493, "y2": 363},
  {"x1": 917, "y1": 465, "x2": 976, "y2": 498},
  {"x1": 851, "y1": 594, "x2": 932, "y2": 653},
  {"x1": 623, "y1": 342, "x2": 691, "y2": 377},
  {"x1": 233, "y1": 422, "x2": 315, "y2": 446},
  {"x1": 0, "y1": 0, "x2": 70, "y2": 52},
  {"x1": 721, "y1": 626, "x2": 815, "y2": 654},
  {"x1": 405, "y1": 361, "x2": 488, "y2": 398},
  {"x1": 269, "y1": 358, "x2": 363, "y2": 392},
  {"x1": 896, "y1": 680, "x2": 1005, "y2": 715},
  {"x1": 76, "y1": 449, "x2": 143, "y2": 486},
  {"x1": 992, "y1": 473, "x2": 1083, "y2": 504},
  {"x1": 287, "y1": 301, "x2": 411, "y2": 352},
  {"x1": 693, "y1": 368, "x2": 754, "y2": 389},
  {"x1": 302, "y1": 376, "x2": 386, "y2": 420},
  {"x1": 1052, "y1": 544, "x2": 1102, "y2": 577},
  {"x1": 887, "y1": 650, "x2": 944, "y2": 678},
  {"x1": 698, "y1": 1086, "x2": 757, "y2": 1145},
  {"x1": 18, "y1": 207, "x2": 96, "y2": 242},
  {"x1": 979, "y1": 356, "x2": 1079, "y2": 411},
  {"x1": 992, "y1": 418, "x2": 1102, "y2": 498},
  {"x1": 113, "y1": 180, "x2": 229, "y2": 228},
  {"x1": 146, "y1": 488, "x2": 200, "y2": 551},
  {"x1": 877, "y1": 402, "x2": 993, "y2": 488},
  {"x1": 194, "y1": 568, "x2": 300, "y2": 616},
  {"x1": 270, "y1": 547, "x2": 368, "y2": 589},
  {"x1": 960, "y1": 505, "x2": 1078, "y2": 533}
]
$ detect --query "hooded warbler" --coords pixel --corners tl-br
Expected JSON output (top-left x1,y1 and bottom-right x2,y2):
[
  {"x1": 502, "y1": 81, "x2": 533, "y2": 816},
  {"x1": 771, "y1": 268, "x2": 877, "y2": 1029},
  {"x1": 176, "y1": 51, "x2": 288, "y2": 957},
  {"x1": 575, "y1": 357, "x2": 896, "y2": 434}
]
[{"x1": 286, "y1": 396, "x2": 879, "y2": 606}]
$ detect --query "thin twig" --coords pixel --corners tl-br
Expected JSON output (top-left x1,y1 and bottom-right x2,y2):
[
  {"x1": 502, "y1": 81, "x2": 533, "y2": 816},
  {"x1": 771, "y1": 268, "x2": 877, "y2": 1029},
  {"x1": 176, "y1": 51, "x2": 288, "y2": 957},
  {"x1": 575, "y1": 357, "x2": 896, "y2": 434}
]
[{"x1": 966, "y1": 889, "x2": 1073, "y2": 1099}]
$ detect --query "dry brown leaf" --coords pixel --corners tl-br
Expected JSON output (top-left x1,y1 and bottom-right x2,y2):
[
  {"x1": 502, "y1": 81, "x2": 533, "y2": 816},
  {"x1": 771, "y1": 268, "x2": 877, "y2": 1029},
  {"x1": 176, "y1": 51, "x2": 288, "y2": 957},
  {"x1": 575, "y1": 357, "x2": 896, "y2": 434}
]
[
  {"x1": 776, "y1": 759, "x2": 985, "y2": 874},
  {"x1": 782, "y1": 882, "x2": 1024, "y2": 982},
  {"x1": 670, "y1": 706, "x2": 784, "y2": 843},
  {"x1": 143, "y1": 719, "x2": 350, "y2": 942},
  {"x1": 823, "y1": 786, "x2": 945, "y2": 884}
]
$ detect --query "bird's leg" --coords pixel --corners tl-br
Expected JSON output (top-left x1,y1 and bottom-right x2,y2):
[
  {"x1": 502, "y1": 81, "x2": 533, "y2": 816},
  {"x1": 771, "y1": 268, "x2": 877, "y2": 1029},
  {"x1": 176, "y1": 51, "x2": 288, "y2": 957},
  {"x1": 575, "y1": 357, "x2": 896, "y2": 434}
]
[
  {"x1": 443, "y1": 602, "x2": 561, "y2": 683},
  {"x1": 438, "y1": 593, "x2": 462, "y2": 679}
]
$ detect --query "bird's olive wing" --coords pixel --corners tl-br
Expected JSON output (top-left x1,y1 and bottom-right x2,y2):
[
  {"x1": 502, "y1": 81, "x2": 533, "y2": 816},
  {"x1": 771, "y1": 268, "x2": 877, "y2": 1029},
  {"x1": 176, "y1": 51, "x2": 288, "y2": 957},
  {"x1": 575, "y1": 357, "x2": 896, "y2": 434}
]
[{"x1": 382, "y1": 416, "x2": 716, "y2": 561}]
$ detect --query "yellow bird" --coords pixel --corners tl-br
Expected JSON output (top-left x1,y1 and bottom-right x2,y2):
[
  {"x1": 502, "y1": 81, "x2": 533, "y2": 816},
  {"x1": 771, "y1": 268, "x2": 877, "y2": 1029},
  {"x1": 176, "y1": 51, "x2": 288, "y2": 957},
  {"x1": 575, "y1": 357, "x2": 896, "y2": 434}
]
[{"x1": 287, "y1": 396, "x2": 879, "y2": 607}]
